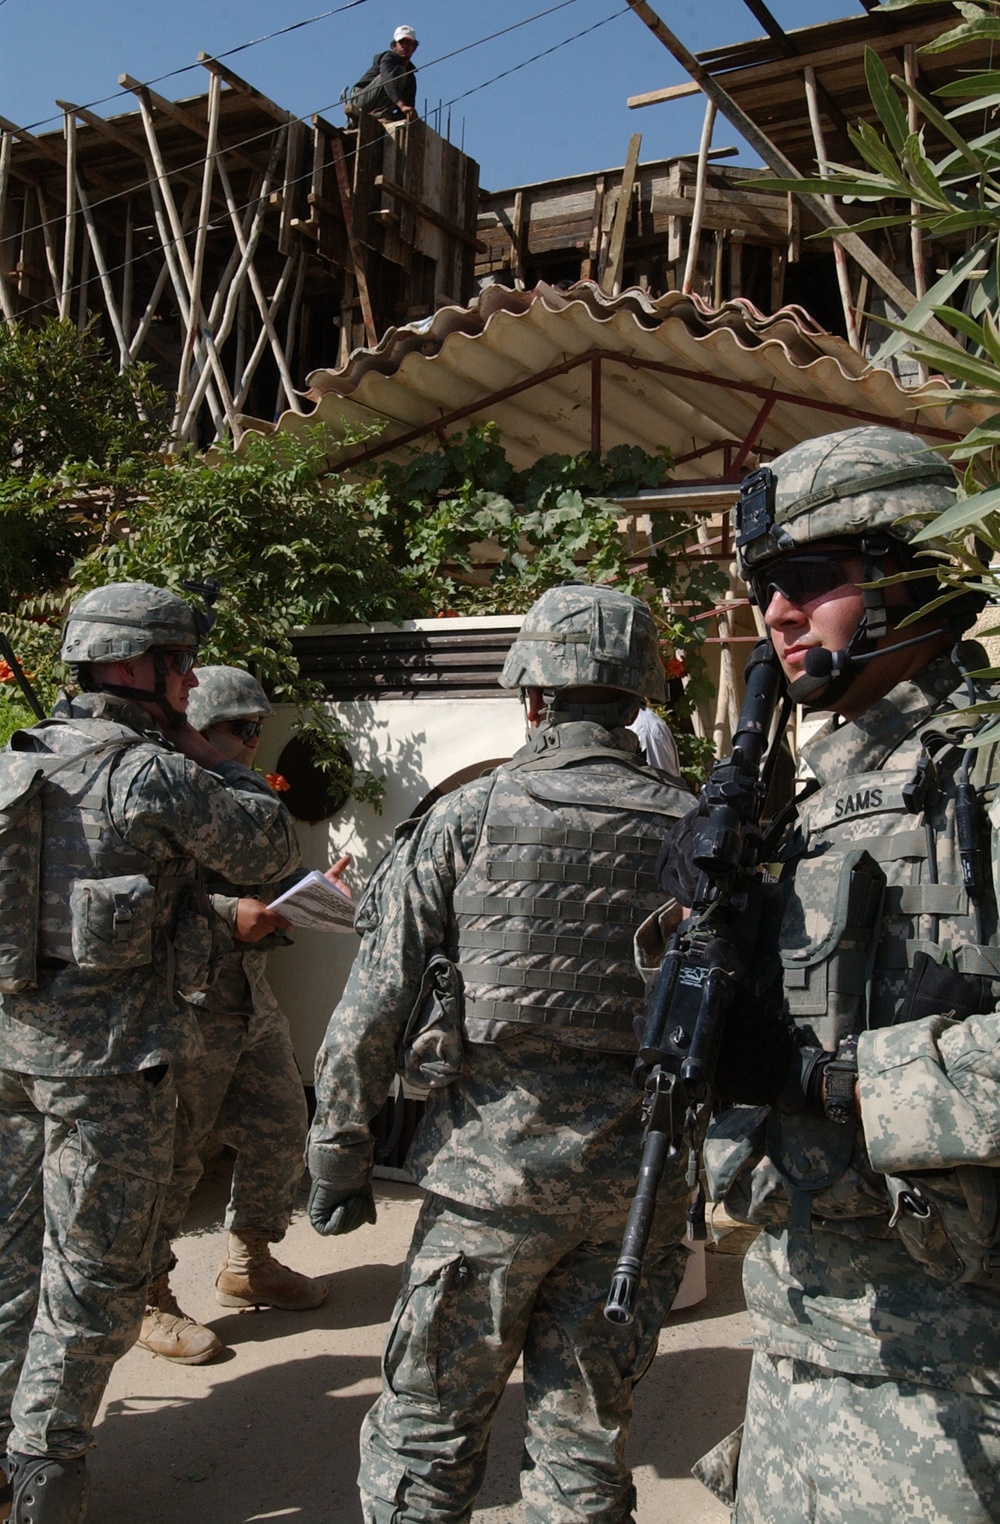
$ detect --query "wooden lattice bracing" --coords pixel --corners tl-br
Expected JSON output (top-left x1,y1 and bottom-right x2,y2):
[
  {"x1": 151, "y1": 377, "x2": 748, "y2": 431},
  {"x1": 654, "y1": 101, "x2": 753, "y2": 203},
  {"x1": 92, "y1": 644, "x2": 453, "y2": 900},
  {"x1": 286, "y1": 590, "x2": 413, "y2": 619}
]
[{"x1": 0, "y1": 60, "x2": 480, "y2": 445}]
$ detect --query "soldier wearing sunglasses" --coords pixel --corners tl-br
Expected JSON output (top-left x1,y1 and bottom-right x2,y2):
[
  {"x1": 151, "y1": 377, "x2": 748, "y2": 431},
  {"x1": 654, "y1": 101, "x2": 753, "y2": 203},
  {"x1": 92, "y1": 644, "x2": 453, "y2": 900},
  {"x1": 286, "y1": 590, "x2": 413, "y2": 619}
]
[
  {"x1": 663, "y1": 427, "x2": 1000, "y2": 1523},
  {"x1": 139, "y1": 666, "x2": 341, "y2": 1366}
]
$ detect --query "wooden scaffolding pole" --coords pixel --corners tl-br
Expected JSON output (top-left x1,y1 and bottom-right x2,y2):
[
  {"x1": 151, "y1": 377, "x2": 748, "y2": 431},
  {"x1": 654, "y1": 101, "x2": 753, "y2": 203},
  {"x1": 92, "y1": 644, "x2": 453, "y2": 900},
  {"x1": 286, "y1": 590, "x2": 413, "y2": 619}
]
[
  {"x1": 683, "y1": 102, "x2": 716, "y2": 294},
  {"x1": 0, "y1": 134, "x2": 15, "y2": 323},
  {"x1": 175, "y1": 70, "x2": 222, "y2": 432},
  {"x1": 803, "y1": 66, "x2": 860, "y2": 351},
  {"x1": 622, "y1": 0, "x2": 960, "y2": 350},
  {"x1": 60, "y1": 111, "x2": 76, "y2": 321}
]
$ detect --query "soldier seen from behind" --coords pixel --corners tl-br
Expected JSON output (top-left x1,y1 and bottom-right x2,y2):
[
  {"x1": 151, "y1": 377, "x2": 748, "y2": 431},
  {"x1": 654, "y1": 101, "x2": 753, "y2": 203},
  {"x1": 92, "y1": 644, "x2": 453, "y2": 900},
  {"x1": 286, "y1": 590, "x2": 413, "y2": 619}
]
[
  {"x1": 139, "y1": 666, "x2": 338, "y2": 1368},
  {"x1": 308, "y1": 583, "x2": 695, "y2": 1524},
  {"x1": 0, "y1": 585, "x2": 299, "y2": 1524},
  {"x1": 669, "y1": 427, "x2": 1000, "y2": 1521}
]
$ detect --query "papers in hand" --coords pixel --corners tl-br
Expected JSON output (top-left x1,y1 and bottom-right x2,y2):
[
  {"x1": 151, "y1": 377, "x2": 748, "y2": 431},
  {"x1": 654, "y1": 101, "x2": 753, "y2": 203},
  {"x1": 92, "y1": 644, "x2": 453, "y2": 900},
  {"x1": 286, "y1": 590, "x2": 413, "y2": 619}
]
[{"x1": 268, "y1": 870, "x2": 355, "y2": 933}]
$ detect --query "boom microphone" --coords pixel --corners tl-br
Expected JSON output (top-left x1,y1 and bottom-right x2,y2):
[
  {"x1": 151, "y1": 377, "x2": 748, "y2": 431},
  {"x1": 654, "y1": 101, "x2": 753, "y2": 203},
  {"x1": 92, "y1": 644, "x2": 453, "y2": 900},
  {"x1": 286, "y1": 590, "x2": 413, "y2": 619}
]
[{"x1": 803, "y1": 627, "x2": 949, "y2": 681}]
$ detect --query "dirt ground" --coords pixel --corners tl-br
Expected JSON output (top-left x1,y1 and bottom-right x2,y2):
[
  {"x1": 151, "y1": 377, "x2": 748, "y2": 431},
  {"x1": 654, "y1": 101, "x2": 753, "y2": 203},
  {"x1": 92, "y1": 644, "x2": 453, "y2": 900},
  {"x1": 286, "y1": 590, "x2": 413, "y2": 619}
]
[{"x1": 88, "y1": 1165, "x2": 751, "y2": 1524}]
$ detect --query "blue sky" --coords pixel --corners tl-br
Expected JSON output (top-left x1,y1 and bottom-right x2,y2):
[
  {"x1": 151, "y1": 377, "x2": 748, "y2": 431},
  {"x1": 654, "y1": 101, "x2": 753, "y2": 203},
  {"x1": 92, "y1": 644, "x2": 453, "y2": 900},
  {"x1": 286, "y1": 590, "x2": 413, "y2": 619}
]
[{"x1": 2, "y1": 1, "x2": 861, "y2": 189}]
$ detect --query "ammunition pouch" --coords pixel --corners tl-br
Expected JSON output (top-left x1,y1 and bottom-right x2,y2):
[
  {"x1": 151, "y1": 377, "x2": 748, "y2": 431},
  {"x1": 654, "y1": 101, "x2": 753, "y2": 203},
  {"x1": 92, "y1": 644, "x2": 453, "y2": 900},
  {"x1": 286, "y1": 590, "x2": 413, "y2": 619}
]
[
  {"x1": 70, "y1": 873, "x2": 156, "y2": 970},
  {"x1": 398, "y1": 951, "x2": 465, "y2": 1097}
]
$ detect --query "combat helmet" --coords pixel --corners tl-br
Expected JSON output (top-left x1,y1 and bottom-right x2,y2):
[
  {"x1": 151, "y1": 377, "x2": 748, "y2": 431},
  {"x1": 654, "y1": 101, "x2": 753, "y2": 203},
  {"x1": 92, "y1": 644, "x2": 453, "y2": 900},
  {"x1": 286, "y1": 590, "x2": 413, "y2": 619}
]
[
  {"x1": 735, "y1": 425, "x2": 957, "y2": 580},
  {"x1": 61, "y1": 582, "x2": 203, "y2": 666},
  {"x1": 187, "y1": 666, "x2": 272, "y2": 733},
  {"x1": 500, "y1": 583, "x2": 665, "y2": 704},
  {"x1": 733, "y1": 426, "x2": 973, "y2": 705},
  {"x1": 61, "y1": 580, "x2": 217, "y2": 729}
]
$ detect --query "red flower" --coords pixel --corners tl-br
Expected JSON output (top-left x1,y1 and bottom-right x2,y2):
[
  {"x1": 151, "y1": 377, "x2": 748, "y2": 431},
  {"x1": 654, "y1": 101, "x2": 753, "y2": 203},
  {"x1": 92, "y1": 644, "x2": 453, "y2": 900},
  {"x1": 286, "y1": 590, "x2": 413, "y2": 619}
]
[
  {"x1": 266, "y1": 773, "x2": 291, "y2": 792},
  {"x1": 664, "y1": 657, "x2": 687, "y2": 681},
  {"x1": 0, "y1": 661, "x2": 13, "y2": 683}
]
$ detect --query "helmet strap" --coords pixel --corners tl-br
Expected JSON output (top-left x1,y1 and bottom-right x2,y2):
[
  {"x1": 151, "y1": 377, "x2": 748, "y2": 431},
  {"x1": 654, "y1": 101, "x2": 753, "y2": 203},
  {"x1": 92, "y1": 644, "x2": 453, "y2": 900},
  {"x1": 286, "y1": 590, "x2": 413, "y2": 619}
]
[{"x1": 75, "y1": 653, "x2": 188, "y2": 732}]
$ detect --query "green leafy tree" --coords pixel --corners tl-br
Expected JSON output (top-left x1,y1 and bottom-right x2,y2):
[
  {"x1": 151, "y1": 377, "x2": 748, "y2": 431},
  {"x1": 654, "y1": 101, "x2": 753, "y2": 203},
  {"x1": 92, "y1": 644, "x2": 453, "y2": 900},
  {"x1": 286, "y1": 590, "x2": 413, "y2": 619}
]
[{"x1": 0, "y1": 318, "x2": 166, "y2": 609}]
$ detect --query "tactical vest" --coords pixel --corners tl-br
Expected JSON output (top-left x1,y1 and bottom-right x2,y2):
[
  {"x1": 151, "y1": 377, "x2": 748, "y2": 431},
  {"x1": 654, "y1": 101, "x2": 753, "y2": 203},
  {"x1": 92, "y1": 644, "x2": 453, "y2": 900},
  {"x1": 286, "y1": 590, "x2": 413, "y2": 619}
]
[
  {"x1": 453, "y1": 745, "x2": 690, "y2": 1053},
  {"x1": 705, "y1": 688, "x2": 1000, "y2": 1284},
  {"x1": 0, "y1": 717, "x2": 198, "y2": 990},
  {"x1": 779, "y1": 734, "x2": 1000, "y2": 1045}
]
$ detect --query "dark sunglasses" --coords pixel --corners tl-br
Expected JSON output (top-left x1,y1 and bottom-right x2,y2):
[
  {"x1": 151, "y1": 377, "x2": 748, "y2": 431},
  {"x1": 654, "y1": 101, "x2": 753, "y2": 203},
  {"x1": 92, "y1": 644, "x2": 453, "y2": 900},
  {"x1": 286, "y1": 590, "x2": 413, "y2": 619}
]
[
  {"x1": 224, "y1": 718, "x2": 264, "y2": 742},
  {"x1": 749, "y1": 555, "x2": 858, "y2": 610},
  {"x1": 156, "y1": 649, "x2": 197, "y2": 675}
]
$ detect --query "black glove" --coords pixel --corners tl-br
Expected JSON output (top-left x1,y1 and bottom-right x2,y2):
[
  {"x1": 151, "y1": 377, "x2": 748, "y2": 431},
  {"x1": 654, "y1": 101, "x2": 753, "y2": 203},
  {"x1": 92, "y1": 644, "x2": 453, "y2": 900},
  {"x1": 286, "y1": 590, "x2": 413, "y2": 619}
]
[
  {"x1": 655, "y1": 805, "x2": 706, "y2": 905},
  {"x1": 307, "y1": 1180, "x2": 377, "y2": 1236}
]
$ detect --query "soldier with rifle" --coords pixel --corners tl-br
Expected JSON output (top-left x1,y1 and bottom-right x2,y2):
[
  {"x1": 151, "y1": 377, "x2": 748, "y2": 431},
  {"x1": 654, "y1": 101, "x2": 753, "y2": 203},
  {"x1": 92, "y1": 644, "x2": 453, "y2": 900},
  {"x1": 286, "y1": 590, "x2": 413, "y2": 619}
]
[
  {"x1": 655, "y1": 427, "x2": 1000, "y2": 1521},
  {"x1": 307, "y1": 583, "x2": 693, "y2": 1524}
]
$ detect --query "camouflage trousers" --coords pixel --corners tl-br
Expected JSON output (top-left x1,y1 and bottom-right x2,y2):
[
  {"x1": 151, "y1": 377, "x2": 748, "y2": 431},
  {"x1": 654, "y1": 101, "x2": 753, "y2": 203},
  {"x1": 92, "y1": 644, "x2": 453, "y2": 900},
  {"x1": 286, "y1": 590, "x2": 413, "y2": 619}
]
[
  {"x1": 695, "y1": 1350, "x2": 1000, "y2": 1522},
  {"x1": 152, "y1": 1005, "x2": 307, "y2": 1278},
  {"x1": 359, "y1": 1189, "x2": 689, "y2": 1524},
  {"x1": 0, "y1": 1064, "x2": 174, "y2": 1459}
]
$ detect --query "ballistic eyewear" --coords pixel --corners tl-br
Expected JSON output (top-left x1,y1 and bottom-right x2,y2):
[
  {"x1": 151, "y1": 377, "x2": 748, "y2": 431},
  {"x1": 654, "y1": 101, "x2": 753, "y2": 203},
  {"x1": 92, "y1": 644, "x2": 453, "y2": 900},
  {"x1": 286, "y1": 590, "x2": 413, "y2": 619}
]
[
  {"x1": 156, "y1": 649, "x2": 197, "y2": 675},
  {"x1": 749, "y1": 554, "x2": 859, "y2": 611},
  {"x1": 224, "y1": 718, "x2": 265, "y2": 743}
]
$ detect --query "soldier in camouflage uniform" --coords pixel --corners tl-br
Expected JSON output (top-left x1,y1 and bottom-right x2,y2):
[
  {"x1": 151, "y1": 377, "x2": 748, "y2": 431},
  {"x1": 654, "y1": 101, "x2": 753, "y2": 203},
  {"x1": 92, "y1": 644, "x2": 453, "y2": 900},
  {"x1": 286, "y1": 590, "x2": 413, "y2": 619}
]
[
  {"x1": 672, "y1": 428, "x2": 1000, "y2": 1522},
  {"x1": 307, "y1": 584, "x2": 694, "y2": 1524},
  {"x1": 0, "y1": 586, "x2": 299, "y2": 1523},
  {"x1": 139, "y1": 666, "x2": 329, "y2": 1367}
]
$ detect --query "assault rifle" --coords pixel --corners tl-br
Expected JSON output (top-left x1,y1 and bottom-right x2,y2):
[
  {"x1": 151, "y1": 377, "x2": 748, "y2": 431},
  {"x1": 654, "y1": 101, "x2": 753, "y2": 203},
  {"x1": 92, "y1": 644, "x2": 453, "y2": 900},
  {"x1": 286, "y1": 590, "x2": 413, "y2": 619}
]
[{"x1": 605, "y1": 638, "x2": 788, "y2": 1324}]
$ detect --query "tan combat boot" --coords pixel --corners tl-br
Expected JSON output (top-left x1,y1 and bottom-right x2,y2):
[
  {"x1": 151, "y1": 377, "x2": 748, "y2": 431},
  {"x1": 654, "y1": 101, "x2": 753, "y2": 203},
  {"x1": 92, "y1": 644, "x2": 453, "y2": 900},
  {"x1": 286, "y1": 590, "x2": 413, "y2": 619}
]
[
  {"x1": 215, "y1": 1230, "x2": 329, "y2": 1310},
  {"x1": 137, "y1": 1272, "x2": 224, "y2": 1364}
]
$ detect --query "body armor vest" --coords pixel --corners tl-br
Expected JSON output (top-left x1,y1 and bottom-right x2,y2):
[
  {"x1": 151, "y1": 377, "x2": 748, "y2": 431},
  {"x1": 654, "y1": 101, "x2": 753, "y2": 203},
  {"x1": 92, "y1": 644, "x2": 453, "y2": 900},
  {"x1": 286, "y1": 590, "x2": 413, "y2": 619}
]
[
  {"x1": 453, "y1": 740, "x2": 690, "y2": 1053},
  {"x1": 1, "y1": 717, "x2": 194, "y2": 985},
  {"x1": 779, "y1": 728, "x2": 1000, "y2": 1046},
  {"x1": 705, "y1": 678, "x2": 1000, "y2": 1284}
]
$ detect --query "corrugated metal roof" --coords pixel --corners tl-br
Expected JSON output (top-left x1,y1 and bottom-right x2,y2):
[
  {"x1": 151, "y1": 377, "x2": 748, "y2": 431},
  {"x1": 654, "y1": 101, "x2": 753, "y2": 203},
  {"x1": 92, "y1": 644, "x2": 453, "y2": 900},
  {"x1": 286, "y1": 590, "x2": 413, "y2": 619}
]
[{"x1": 250, "y1": 281, "x2": 982, "y2": 475}]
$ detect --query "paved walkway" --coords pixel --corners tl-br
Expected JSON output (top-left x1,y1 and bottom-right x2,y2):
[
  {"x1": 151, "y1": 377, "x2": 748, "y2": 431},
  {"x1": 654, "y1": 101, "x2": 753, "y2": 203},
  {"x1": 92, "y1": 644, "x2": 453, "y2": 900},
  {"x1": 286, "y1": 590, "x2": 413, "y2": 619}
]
[{"x1": 88, "y1": 1167, "x2": 750, "y2": 1523}]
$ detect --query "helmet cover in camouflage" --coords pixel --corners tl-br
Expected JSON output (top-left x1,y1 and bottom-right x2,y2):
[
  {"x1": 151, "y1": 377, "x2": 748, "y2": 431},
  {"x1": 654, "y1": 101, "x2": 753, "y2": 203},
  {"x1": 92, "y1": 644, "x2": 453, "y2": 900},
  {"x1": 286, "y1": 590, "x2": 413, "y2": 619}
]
[
  {"x1": 736, "y1": 425, "x2": 957, "y2": 577},
  {"x1": 500, "y1": 584, "x2": 665, "y2": 703},
  {"x1": 61, "y1": 582, "x2": 200, "y2": 665},
  {"x1": 186, "y1": 665, "x2": 273, "y2": 732}
]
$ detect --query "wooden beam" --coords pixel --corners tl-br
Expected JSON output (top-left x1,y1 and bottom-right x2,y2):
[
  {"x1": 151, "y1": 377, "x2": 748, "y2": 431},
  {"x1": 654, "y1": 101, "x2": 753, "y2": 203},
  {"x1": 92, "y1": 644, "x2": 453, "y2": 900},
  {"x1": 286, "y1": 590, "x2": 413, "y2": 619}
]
[
  {"x1": 374, "y1": 175, "x2": 487, "y2": 253},
  {"x1": 693, "y1": 15, "x2": 961, "y2": 93},
  {"x1": 333, "y1": 137, "x2": 376, "y2": 345},
  {"x1": 621, "y1": 0, "x2": 959, "y2": 350},
  {"x1": 803, "y1": 65, "x2": 860, "y2": 350},
  {"x1": 117, "y1": 75, "x2": 260, "y2": 177},
  {"x1": 197, "y1": 53, "x2": 290, "y2": 124},
  {"x1": 603, "y1": 133, "x2": 642, "y2": 296},
  {"x1": 683, "y1": 106, "x2": 714, "y2": 294},
  {"x1": 628, "y1": 80, "x2": 701, "y2": 109},
  {"x1": 60, "y1": 112, "x2": 76, "y2": 320},
  {"x1": 738, "y1": 0, "x2": 850, "y2": 138}
]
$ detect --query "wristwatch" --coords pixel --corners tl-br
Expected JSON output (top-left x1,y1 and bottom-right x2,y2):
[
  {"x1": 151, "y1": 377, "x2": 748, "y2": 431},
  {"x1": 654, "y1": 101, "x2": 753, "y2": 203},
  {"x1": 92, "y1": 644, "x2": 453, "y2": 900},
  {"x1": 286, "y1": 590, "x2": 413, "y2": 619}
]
[{"x1": 822, "y1": 1035, "x2": 859, "y2": 1126}]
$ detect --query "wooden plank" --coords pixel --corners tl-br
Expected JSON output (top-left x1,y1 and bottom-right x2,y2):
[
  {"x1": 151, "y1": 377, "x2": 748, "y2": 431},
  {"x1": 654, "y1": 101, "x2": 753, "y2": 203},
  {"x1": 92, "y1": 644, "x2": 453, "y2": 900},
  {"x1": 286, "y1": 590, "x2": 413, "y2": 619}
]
[
  {"x1": 581, "y1": 174, "x2": 605, "y2": 280},
  {"x1": 628, "y1": 80, "x2": 701, "y2": 108},
  {"x1": 374, "y1": 174, "x2": 486, "y2": 251},
  {"x1": 332, "y1": 136, "x2": 377, "y2": 345},
  {"x1": 197, "y1": 53, "x2": 290, "y2": 124},
  {"x1": 602, "y1": 133, "x2": 642, "y2": 295}
]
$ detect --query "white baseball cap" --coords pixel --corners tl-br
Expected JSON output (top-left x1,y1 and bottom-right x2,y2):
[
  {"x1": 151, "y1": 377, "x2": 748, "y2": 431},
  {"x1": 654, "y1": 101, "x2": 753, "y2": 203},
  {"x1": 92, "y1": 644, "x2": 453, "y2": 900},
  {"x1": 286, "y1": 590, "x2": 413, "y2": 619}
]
[{"x1": 393, "y1": 24, "x2": 418, "y2": 43}]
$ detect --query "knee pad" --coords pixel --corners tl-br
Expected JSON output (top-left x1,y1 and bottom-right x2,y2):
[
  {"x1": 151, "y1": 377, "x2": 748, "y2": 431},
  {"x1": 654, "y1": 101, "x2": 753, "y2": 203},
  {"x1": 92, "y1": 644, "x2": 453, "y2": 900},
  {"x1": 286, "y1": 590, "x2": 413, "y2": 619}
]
[{"x1": 9, "y1": 1452, "x2": 89, "y2": 1524}]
